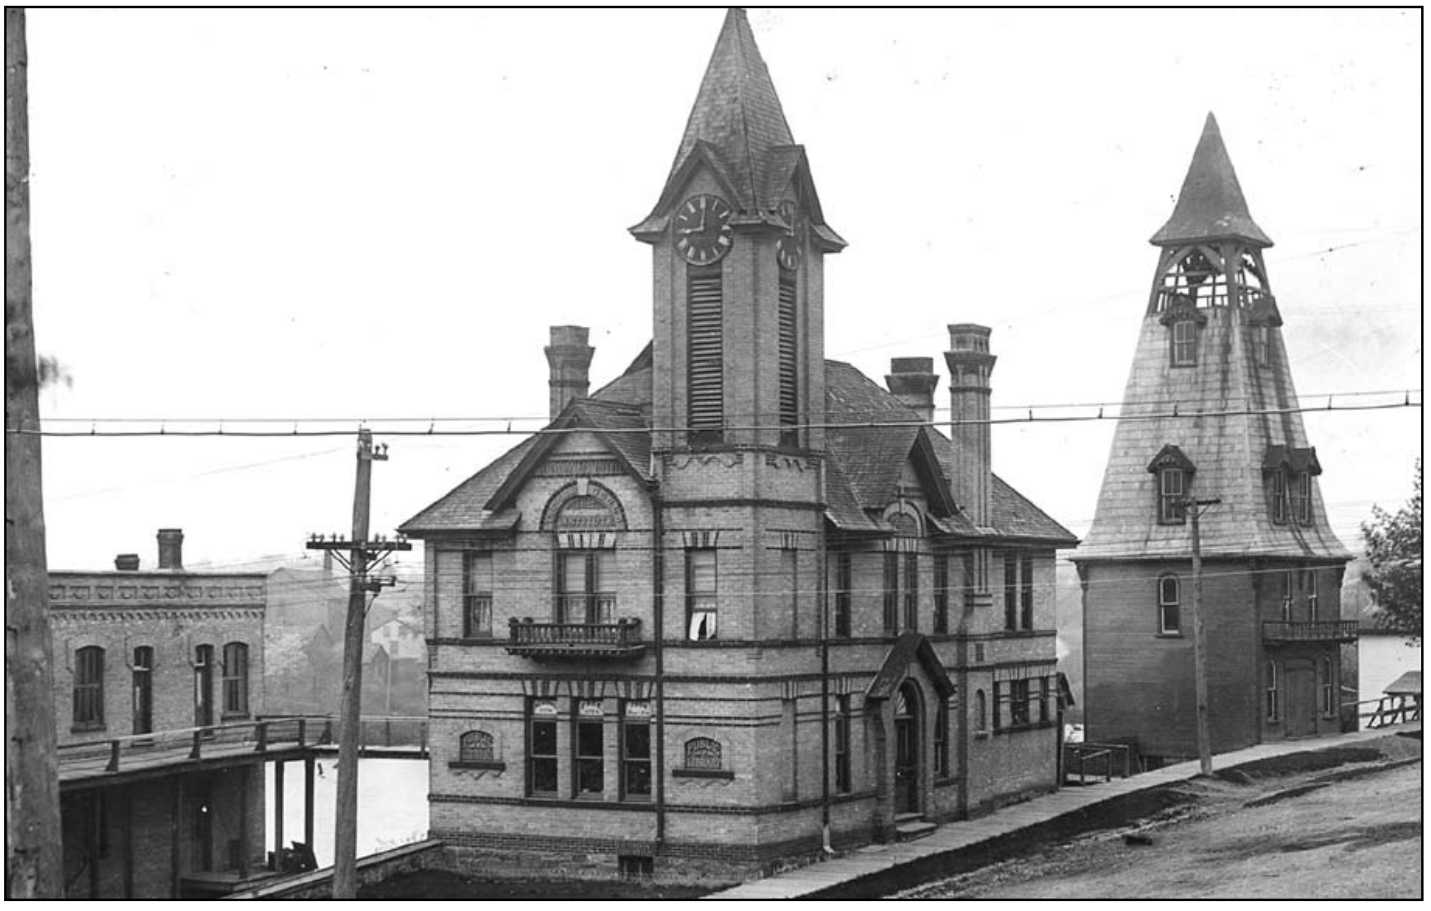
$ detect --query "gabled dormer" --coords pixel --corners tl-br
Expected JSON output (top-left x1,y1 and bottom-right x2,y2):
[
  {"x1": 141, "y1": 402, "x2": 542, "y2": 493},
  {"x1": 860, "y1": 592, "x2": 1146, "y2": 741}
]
[{"x1": 631, "y1": 9, "x2": 843, "y2": 454}]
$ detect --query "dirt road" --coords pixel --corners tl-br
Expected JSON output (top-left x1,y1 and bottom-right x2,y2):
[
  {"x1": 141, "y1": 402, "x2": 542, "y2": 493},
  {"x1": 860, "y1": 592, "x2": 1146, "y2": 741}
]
[{"x1": 896, "y1": 735, "x2": 1422, "y2": 900}]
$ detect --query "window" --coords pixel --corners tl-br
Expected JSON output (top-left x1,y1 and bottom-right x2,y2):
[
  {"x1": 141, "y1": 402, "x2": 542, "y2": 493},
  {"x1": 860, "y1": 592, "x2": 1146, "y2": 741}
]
[
  {"x1": 1254, "y1": 325, "x2": 1271, "y2": 367},
  {"x1": 528, "y1": 699, "x2": 558, "y2": 795},
  {"x1": 1266, "y1": 662, "x2": 1280, "y2": 721},
  {"x1": 132, "y1": 646, "x2": 153, "y2": 736},
  {"x1": 1039, "y1": 675, "x2": 1053, "y2": 724},
  {"x1": 933, "y1": 700, "x2": 949, "y2": 778},
  {"x1": 687, "y1": 549, "x2": 718, "y2": 640},
  {"x1": 1270, "y1": 470, "x2": 1289, "y2": 524},
  {"x1": 621, "y1": 701, "x2": 652, "y2": 800},
  {"x1": 1158, "y1": 575, "x2": 1181, "y2": 634},
  {"x1": 833, "y1": 695, "x2": 851, "y2": 793},
  {"x1": 778, "y1": 273, "x2": 798, "y2": 447},
  {"x1": 933, "y1": 555, "x2": 949, "y2": 635},
  {"x1": 1293, "y1": 471, "x2": 1313, "y2": 525},
  {"x1": 1307, "y1": 570, "x2": 1319, "y2": 620},
  {"x1": 463, "y1": 551, "x2": 493, "y2": 638},
  {"x1": 1281, "y1": 570, "x2": 1294, "y2": 622},
  {"x1": 1159, "y1": 468, "x2": 1187, "y2": 525},
  {"x1": 995, "y1": 679, "x2": 1033, "y2": 730},
  {"x1": 1004, "y1": 553, "x2": 1034, "y2": 631},
  {"x1": 974, "y1": 690, "x2": 987, "y2": 734},
  {"x1": 883, "y1": 552, "x2": 899, "y2": 633},
  {"x1": 557, "y1": 551, "x2": 612, "y2": 625},
  {"x1": 1320, "y1": 658, "x2": 1336, "y2": 717},
  {"x1": 194, "y1": 644, "x2": 214, "y2": 728},
  {"x1": 73, "y1": 646, "x2": 105, "y2": 730},
  {"x1": 459, "y1": 730, "x2": 495, "y2": 763},
  {"x1": 834, "y1": 552, "x2": 852, "y2": 638},
  {"x1": 687, "y1": 267, "x2": 724, "y2": 444},
  {"x1": 903, "y1": 552, "x2": 918, "y2": 631},
  {"x1": 683, "y1": 736, "x2": 723, "y2": 771},
  {"x1": 221, "y1": 642, "x2": 249, "y2": 718},
  {"x1": 574, "y1": 701, "x2": 604, "y2": 796},
  {"x1": 1171, "y1": 319, "x2": 1198, "y2": 366}
]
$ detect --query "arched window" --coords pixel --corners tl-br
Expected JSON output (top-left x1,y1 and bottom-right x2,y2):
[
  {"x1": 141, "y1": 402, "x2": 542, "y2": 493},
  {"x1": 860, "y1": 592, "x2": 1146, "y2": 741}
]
[
  {"x1": 974, "y1": 690, "x2": 987, "y2": 734},
  {"x1": 683, "y1": 737, "x2": 723, "y2": 771},
  {"x1": 73, "y1": 646, "x2": 105, "y2": 730},
  {"x1": 221, "y1": 642, "x2": 249, "y2": 718},
  {"x1": 459, "y1": 730, "x2": 495, "y2": 763},
  {"x1": 1158, "y1": 575, "x2": 1181, "y2": 635}
]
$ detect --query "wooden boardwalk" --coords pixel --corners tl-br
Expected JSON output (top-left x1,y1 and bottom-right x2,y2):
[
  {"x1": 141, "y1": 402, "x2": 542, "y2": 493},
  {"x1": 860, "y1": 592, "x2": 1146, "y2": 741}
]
[{"x1": 709, "y1": 724, "x2": 1420, "y2": 899}]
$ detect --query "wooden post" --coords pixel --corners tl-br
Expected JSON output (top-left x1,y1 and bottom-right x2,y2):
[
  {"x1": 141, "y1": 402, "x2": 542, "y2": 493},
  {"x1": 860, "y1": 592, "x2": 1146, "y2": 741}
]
[
  {"x1": 5, "y1": 8, "x2": 63, "y2": 898},
  {"x1": 1185, "y1": 497, "x2": 1220, "y2": 776},
  {"x1": 303, "y1": 756, "x2": 315, "y2": 850},
  {"x1": 274, "y1": 761, "x2": 285, "y2": 866}
]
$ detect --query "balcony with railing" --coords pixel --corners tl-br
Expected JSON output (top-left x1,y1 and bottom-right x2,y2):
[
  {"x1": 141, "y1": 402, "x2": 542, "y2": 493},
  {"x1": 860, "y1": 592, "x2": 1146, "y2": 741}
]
[
  {"x1": 1262, "y1": 619, "x2": 1359, "y2": 644},
  {"x1": 507, "y1": 595, "x2": 644, "y2": 659}
]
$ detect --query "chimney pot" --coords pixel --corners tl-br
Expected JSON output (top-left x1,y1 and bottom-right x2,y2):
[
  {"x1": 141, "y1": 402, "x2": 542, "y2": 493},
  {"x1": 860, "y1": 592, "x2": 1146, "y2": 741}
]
[
  {"x1": 545, "y1": 325, "x2": 595, "y2": 421},
  {"x1": 115, "y1": 554, "x2": 140, "y2": 572},
  {"x1": 157, "y1": 528, "x2": 184, "y2": 571},
  {"x1": 944, "y1": 325, "x2": 997, "y2": 526}
]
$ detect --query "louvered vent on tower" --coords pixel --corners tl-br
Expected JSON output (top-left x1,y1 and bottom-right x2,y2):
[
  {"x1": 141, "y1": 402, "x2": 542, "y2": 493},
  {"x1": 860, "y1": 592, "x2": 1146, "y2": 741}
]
[
  {"x1": 687, "y1": 268, "x2": 724, "y2": 442},
  {"x1": 778, "y1": 273, "x2": 798, "y2": 446}
]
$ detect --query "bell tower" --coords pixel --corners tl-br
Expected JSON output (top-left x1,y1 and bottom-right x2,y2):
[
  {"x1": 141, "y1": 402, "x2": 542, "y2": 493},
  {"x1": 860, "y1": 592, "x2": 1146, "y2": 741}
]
[{"x1": 631, "y1": 8, "x2": 844, "y2": 454}]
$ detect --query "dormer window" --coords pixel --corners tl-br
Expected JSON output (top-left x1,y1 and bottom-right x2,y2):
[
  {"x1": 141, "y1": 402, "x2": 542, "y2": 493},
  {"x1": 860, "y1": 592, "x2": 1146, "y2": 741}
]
[
  {"x1": 1171, "y1": 319, "x2": 1198, "y2": 366},
  {"x1": 1253, "y1": 325, "x2": 1271, "y2": 367},
  {"x1": 1147, "y1": 444, "x2": 1196, "y2": 525},
  {"x1": 1270, "y1": 470, "x2": 1288, "y2": 524},
  {"x1": 1292, "y1": 471, "x2": 1313, "y2": 525},
  {"x1": 1263, "y1": 446, "x2": 1321, "y2": 527}
]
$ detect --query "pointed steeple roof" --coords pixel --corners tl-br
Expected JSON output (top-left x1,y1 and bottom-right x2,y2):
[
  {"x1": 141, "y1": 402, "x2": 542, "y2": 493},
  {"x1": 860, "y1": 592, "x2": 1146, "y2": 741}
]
[
  {"x1": 1151, "y1": 113, "x2": 1273, "y2": 248},
  {"x1": 666, "y1": 8, "x2": 794, "y2": 211}
]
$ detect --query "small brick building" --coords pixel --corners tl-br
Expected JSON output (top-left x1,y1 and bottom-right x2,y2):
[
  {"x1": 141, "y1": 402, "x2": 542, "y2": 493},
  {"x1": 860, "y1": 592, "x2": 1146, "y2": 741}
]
[
  {"x1": 1072, "y1": 115, "x2": 1356, "y2": 767},
  {"x1": 400, "y1": 10, "x2": 1076, "y2": 883},
  {"x1": 50, "y1": 529, "x2": 271, "y2": 897}
]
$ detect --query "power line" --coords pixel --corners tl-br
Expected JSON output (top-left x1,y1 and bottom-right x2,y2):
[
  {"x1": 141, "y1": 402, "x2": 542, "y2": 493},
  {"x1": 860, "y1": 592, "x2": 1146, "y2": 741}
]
[{"x1": 7, "y1": 396, "x2": 1420, "y2": 438}]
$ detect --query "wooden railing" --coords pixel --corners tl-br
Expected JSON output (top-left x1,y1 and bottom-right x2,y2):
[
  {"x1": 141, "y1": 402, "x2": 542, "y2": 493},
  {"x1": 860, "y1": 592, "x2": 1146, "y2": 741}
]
[
  {"x1": 1351, "y1": 694, "x2": 1422, "y2": 730},
  {"x1": 1261, "y1": 619, "x2": 1359, "y2": 643},
  {"x1": 1063, "y1": 742, "x2": 1133, "y2": 785},
  {"x1": 57, "y1": 715, "x2": 333, "y2": 778},
  {"x1": 507, "y1": 616, "x2": 644, "y2": 657}
]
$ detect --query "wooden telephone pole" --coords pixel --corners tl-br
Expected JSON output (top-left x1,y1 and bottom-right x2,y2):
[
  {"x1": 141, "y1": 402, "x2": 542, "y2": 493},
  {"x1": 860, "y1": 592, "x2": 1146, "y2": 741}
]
[
  {"x1": 306, "y1": 430, "x2": 409, "y2": 898},
  {"x1": 1181, "y1": 496, "x2": 1222, "y2": 776},
  {"x1": 5, "y1": 8, "x2": 63, "y2": 898}
]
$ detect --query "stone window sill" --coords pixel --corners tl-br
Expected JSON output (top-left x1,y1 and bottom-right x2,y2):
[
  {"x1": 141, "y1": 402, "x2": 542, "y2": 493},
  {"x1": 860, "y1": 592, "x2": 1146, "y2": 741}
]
[{"x1": 672, "y1": 768, "x2": 734, "y2": 780}]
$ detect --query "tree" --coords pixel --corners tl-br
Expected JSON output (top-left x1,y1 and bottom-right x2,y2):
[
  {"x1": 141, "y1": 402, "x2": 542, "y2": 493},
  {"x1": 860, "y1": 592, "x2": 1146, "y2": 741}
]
[{"x1": 1361, "y1": 460, "x2": 1422, "y2": 644}]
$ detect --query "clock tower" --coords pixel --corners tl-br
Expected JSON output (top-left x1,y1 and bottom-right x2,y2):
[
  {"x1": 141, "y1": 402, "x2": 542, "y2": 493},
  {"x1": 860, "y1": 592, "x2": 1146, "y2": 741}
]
[{"x1": 631, "y1": 8, "x2": 844, "y2": 454}]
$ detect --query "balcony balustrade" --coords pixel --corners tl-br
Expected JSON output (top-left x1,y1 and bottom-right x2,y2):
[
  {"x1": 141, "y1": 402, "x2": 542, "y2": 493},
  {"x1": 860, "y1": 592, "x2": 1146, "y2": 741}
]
[
  {"x1": 1261, "y1": 619, "x2": 1359, "y2": 644},
  {"x1": 507, "y1": 601, "x2": 644, "y2": 659}
]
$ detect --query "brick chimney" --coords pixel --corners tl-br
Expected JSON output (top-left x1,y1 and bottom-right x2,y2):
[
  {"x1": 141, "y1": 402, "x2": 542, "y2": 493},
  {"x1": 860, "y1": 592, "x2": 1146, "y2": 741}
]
[
  {"x1": 115, "y1": 554, "x2": 140, "y2": 571},
  {"x1": 156, "y1": 528, "x2": 184, "y2": 571},
  {"x1": 885, "y1": 357, "x2": 940, "y2": 424},
  {"x1": 544, "y1": 326, "x2": 595, "y2": 421},
  {"x1": 944, "y1": 325, "x2": 996, "y2": 527}
]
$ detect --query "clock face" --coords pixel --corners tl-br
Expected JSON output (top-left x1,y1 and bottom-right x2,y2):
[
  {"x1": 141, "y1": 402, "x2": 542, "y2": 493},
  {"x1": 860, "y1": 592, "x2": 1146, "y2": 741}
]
[
  {"x1": 673, "y1": 194, "x2": 734, "y2": 266},
  {"x1": 777, "y1": 199, "x2": 802, "y2": 271}
]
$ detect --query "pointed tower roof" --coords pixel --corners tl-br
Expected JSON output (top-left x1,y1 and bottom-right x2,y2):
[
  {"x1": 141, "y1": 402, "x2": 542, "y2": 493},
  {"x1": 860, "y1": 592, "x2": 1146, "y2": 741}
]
[
  {"x1": 1151, "y1": 113, "x2": 1273, "y2": 248},
  {"x1": 665, "y1": 8, "x2": 793, "y2": 211}
]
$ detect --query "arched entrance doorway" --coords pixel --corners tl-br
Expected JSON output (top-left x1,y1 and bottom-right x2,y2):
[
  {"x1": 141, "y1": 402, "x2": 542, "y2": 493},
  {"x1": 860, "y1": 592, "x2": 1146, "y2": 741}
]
[{"x1": 893, "y1": 681, "x2": 922, "y2": 815}]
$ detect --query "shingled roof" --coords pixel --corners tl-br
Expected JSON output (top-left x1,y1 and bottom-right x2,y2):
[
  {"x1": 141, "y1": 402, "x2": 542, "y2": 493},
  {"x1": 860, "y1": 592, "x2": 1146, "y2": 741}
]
[
  {"x1": 1150, "y1": 113, "x2": 1273, "y2": 248},
  {"x1": 403, "y1": 346, "x2": 1075, "y2": 547}
]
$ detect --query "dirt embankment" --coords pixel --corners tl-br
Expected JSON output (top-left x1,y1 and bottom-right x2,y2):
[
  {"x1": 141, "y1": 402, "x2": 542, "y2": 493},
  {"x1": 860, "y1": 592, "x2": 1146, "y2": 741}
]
[{"x1": 883, "y1": 734, "x2": 1422, "y2": 901}]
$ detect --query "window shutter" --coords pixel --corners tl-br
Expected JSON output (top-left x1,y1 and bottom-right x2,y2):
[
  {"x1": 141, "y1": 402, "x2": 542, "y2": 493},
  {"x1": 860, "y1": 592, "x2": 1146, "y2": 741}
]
[
  {"x1": 778, "y1": 274, "x2": 798, "y2": 436},
  {"x1": 687, "y1": 269, "x2": 724, "y2": 436}
]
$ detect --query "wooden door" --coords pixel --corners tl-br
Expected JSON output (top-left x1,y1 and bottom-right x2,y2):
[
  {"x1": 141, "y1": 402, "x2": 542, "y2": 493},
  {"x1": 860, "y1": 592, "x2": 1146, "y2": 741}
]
[
  {"x1": 1285, "y1": 664, "x2": 1317, "y2": 737},
  {"x1": 894, "y1": 683, "x2": 920, "y2": 815}
]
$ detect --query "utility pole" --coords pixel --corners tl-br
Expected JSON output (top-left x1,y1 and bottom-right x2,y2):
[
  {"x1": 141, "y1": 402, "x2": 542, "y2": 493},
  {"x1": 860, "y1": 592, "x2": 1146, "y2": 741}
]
[
  {"x1": 306, "y1": 430, "x2": 409, "y2": 898},
  {"x1": 5, "y1": 8, "x2": 63, "y2": 898},
  {"x1": 1181, "y1": 496, "x2": 1222, "y2": 776}
]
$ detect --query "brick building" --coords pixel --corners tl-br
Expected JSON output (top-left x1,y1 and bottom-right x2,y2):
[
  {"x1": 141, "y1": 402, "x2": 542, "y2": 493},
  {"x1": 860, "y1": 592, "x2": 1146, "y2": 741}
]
[
  {"x1": 400, "y1": 9, "x2": 1075, "y2": 882},
  {"x1": 50, "y1": 529, "x2": 280, "y2": 897},
  {"x1": 1072, "y1": 115, "x2": 1356, "y2": 767}
]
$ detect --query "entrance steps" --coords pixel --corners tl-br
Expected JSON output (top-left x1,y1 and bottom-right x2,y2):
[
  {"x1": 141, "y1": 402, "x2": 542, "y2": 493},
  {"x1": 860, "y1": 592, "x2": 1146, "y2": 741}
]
[{"x1": 894, "y1": 813, "x2": 938, "y2": 842}]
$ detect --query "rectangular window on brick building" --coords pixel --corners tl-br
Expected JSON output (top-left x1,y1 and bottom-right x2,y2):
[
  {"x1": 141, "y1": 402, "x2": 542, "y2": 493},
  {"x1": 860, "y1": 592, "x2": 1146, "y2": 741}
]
[
  {"x1": 621, "y1": 701, "x2": 652, "y2": 800},
  {"x1": 1020, "y1": 555, "x2": 1034, "y2": 629},
  {"x1": 574, "y1": 701, "x2": 605, "y2": 796},
  {"x1": 934, "y1": 699, "x2": 949, "y2": 778},
  {"x1": 1003, "y1": 554, "x2": 1018, "y2": 630},
  {"x1": 883, "y1": 552, "x2": 899, "y2": 633},
  {"x1": 834, "y1": 694, "x2": 852, "y2": 793},
  {"x1": 528, "y1": 699, "x2": 558, "y2": 796},
  {"x1": 834, "y1": 552, "x2": 852, "y2": 638},
  {"x1": 687, "y1": 549, "x2": 718, "y2": 640},
  {"x1": 132, "y1": 646, "x2": 153, "y2": 736},
  {"x1": 902, "y1": 552, "x2": 919, "y2": 631},
  {"x1": 73, "y1": 646, "x2": 105, "y2": 731},
  {"x1": 221, "y1": 642, "x2": 249, "y2": 719},
  {"x1": 557, "y1": 551, "x2": 612, "y2": 625},
  {"x1": 463, "y1": 551, "x2": 493, "y2": 638},
  {"x1": 933, "y1": 554, "x2": 949, "y2": 634}
]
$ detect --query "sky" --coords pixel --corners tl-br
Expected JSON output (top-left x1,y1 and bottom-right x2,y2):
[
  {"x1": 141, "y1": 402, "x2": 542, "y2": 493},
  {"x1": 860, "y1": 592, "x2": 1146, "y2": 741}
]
[{"x1": 22, "y1": 8, "x2": 1422, "y2": 576}]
